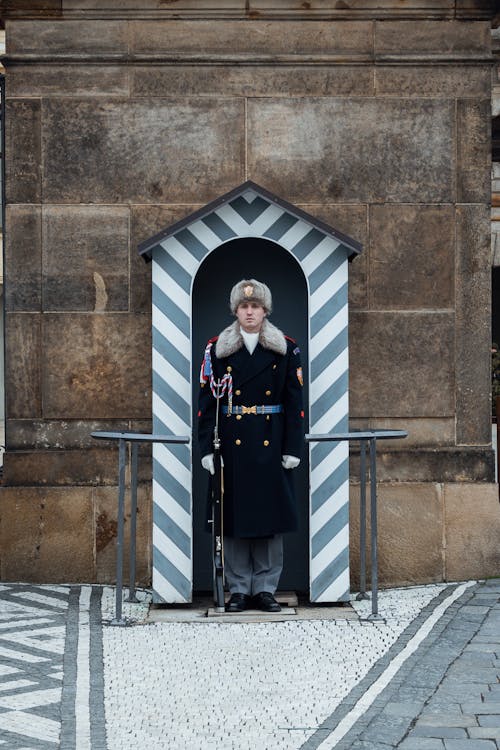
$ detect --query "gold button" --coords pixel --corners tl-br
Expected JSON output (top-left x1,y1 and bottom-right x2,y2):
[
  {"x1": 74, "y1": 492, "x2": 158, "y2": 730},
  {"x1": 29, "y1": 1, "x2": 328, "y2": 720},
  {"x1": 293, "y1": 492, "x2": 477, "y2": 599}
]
[
  {"x1": 235, "y1": 439, "x2": 241, "y2": 446},
  {"x1": 235, "y1": 389, "x2": 241, "y2": 396},
  {"x1": 236, "y1": 414, "x2": 242, "y2": 420},
  {"x1": 266, "y1": 415, "x2": 270, "y2": 421},
  {"x1": 227, "y1": 366, "x2": 232, "y2": 372},
  {"x1": 265, "y1": 390, "x2": 271, "y2": 396},
  {"x1": 273, "y1": 364, "x2": 277, "y2": 369},
  {"x1": 263, "y1": 440, "x2": 269, "y2": 447}
]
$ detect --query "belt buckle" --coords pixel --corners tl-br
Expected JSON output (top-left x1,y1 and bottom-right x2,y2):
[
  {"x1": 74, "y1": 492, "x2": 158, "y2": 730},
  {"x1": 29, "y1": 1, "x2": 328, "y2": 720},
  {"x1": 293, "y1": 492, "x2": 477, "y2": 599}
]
[{"x1": 241, "y1": 405, "x2": 257, "y2": 415}]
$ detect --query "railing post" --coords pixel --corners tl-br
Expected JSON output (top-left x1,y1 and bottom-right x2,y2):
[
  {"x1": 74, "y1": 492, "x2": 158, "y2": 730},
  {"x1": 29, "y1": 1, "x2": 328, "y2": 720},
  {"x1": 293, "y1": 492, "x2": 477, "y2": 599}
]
[
  {"x1": 112, "y1": 437, "x2": 127, "y2": 625},
  {"x1": 305, "y1": 429, "x2": 407, "y2": 619},
  {"x1": 356, "y1": 440, "x2": 369, "y2": 601},
  {"x1": 368, "y1": 437, "x2": 381, "y2": 619},
  {"x1": 91, "y1": 431, "x2": 190, "y2": 625},
  {"x1": 126, "y1": 441, "x2": 139, "y2": 603}
]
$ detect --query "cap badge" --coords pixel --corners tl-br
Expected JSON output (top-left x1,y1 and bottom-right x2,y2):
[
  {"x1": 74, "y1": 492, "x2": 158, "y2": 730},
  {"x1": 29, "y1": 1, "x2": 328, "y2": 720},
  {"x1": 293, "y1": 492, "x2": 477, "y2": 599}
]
[{"x1": 243, "y1": 284, "x2": 254, "y2": 298}]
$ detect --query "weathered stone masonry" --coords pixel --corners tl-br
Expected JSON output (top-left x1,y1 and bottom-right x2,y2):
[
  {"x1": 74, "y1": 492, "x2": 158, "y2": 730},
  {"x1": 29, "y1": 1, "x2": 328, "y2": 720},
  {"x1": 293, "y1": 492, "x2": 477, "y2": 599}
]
[{"x1": 1, "y1": 0, "x2": 498, "y2": 588}]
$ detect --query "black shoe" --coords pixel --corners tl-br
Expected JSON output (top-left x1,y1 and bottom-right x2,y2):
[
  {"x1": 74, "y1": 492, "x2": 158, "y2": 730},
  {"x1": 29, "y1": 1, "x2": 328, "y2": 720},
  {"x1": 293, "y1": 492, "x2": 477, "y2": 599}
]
[
  {"x1": 252, "y1": 592, "x2": 281, "y2": 612},
  {"x1": 225, "y1": 593, "x2": 251, "y2": 612}
]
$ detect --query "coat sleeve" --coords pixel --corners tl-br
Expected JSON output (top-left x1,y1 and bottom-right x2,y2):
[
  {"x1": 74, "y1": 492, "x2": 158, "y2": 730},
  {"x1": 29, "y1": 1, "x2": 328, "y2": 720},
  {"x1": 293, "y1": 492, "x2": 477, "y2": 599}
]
[
  {"x1": 197, "y1": 343, "x2": 217, "y2": 457},
  {"x1": 281, "y1": 341, "x2": 305, "y2": 458}
]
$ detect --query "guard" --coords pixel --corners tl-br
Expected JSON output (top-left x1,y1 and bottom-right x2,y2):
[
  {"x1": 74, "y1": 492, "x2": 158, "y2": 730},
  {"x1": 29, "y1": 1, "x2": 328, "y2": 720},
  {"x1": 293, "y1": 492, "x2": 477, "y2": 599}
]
[{"x1": 198, "y1": 279, "x2": 304, "y2": 612}]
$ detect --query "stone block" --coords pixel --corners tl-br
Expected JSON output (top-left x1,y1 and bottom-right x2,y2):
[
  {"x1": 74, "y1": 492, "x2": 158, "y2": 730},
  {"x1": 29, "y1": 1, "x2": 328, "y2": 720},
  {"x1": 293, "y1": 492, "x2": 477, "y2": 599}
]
[
  {"x1": 350, "y1": 482, "x2": 443, "y2": 587},
  {"x1": 131, "y1": 204, "x2": 202, "y2": 312},
  {"x1": 6, "y1": 20, "x2": 128, "y2": 57},
  {"x1": 458, "y1": 168, "x2": 491, "y2": 204},
  {"x1": 5, "y1": 313, "x2": 41, "y2": 419},
  {"x1": 369, "y1": 204, "x2": 454, "y2": 310},
  {"x1": 455, "y1": 205, "x2": 491, "y2": 446},
  {"x1": 64, "y1": 0, "x2": 245, "y2": 8},
  {"x1": 349, "y1": 312, "x2": 454, "y2": 418},
  {"x1": 371, "y1": 448, "x2": 494, "y2": 483},
  {"x1": 63, "y1": 0, "x2": 245, "y2": 13},
  {"x1": 411, "y1": 727, "x2": 467, "y2": 739},
  {"x1": 399, "y1": 739, "x2": 450, "y2": 749},
  {"x1": 2, "y1": 0, "x2": 62, "y2": 15},
  {"x1": 129, "y1": 19, "x2": 373, "y2": 58},
  {"x1": 247, "y1": 0, "x2": 467, "y2": 18},
  {"x1": 296, "y1": 203, "x2": 367, "y2": 308},
  {"x1": 416, "y1": 714, "x2": 479, "y2": 728},
  {"x1": 374, "y1": 20, "x2": 490, "y2": 58},
  {"x1": 479, "y1": 715, "x2": 500, "y2": 726},
  {"x1": 6, "y1": 419, "x2": 130, "y2": 449},
  {"x1": 132, "y1": 65, "x2": 374, "y2": 98},
  {"x1": 349, "y1": 417, "x2": 455, "y2": 447},
  {"x1": 94, "y1": 484, "x2": 152, "y2": 586},
  {"x1": 469, "y1": 728, "x2": 500, "y2": 739},
  {"x1": 5, "y1": 100, "x2": 41, "y2": 203},
  {"x1": 5, "y1": 204, "x2": 41, "y2": 312},
  {"x1": 457, "y1": 2, "x2": 499, "y2": 20},
  {"x1": 42, "y1": 205, "x2": 129, "y2": 311},
  {"x1": 457, "y1": 100, "x2": 492, "y2": 203},
  {"x1": 444, "y1": 483, "x2": 500, "y2": 581},
  {"x1": 7, "y1": 65, "x2": 129, "y2": 97},
  {"x1": 247, "y1": 98, "x2": 454, "y2": 203},
  {"x1": 2, "y1": 448, "x2": 120, "y2": 486},
  {"x1": 0, "y1": 486, "x2": 94, "y2": 582},
  {"x1": 375, "y1": 65, "x2": 491, "y2": 98},
  {"x1": 41, "y1": 313, "x2": 151, "y2": 419},
  {"x1": 42, "y1": 99, "x2": 245, "y2": 203}
]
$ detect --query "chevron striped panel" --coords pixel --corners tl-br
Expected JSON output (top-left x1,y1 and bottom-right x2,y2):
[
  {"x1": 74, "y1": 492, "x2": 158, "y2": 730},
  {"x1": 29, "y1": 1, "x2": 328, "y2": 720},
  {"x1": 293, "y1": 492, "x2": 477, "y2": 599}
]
[{"x1": 151, "y1": 188, "x2": 351, "y2": 603}]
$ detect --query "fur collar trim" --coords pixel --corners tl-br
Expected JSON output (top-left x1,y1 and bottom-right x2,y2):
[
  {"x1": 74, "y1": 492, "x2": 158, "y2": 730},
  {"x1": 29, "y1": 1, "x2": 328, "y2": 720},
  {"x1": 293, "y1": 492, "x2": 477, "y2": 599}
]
[{"x1": 215, "y1": 319, "x2": 287, "y2": 358}]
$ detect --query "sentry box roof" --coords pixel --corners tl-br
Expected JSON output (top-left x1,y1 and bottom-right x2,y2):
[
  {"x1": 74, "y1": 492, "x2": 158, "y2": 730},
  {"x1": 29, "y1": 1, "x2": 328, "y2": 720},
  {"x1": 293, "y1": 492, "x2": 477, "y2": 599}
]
[{"x1": 138, "y1": 180, "x2": 362, "y2": 262}]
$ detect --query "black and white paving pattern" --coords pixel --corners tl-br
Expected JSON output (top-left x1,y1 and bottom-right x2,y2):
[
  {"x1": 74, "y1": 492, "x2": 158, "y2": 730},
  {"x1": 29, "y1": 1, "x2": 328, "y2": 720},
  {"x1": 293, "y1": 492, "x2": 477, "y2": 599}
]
[{"x1": 1, "y1": 581, "x2": 500, "y2": 749}]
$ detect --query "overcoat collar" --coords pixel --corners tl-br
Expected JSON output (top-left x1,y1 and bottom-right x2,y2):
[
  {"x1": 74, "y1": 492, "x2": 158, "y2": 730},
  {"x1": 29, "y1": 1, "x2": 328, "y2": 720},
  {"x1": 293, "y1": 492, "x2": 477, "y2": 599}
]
[{"x1": 215, "y1": 319, "x2": 287, "y2": 359}]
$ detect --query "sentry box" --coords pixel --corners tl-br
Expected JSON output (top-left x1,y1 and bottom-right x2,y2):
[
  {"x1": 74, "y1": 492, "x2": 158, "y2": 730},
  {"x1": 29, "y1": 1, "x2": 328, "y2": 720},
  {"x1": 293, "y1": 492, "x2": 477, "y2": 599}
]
[{"x1": 139, "y1": 181, "x2": 361, "y2": 604}]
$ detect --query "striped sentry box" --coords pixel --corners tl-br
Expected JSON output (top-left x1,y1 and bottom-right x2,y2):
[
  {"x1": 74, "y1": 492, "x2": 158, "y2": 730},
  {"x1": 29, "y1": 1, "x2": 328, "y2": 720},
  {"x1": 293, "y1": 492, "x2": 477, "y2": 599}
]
[{"x1": 139, "y1": 181, "x2": 361, "y2": 604}]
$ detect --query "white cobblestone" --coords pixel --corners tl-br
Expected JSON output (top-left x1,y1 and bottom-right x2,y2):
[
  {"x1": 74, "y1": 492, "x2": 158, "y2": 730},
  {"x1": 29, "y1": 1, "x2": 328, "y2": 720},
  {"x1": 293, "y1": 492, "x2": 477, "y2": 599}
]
[{"x1": 102, "y1": 583, "x2": 448, "y2": 749}]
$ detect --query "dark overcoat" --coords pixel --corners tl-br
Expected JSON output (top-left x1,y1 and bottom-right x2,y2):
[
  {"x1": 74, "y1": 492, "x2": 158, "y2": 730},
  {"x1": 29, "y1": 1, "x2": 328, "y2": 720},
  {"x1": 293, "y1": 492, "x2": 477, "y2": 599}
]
[{"x1": 197, "y1": 319, "x2": 304, "y2": 538}]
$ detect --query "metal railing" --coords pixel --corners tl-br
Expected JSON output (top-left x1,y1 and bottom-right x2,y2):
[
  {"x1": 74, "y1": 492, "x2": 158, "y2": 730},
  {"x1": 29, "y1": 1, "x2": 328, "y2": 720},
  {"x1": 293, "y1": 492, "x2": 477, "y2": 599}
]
[
  {"x1": 91, "y1": 431, "x2": 190, "y2": 625},
  {"x1": 93, "y1": 428, "x2": 405, "y2": 622},
  {"x1": 305, "y1": 429, "x2": 408, "y2": 619}
]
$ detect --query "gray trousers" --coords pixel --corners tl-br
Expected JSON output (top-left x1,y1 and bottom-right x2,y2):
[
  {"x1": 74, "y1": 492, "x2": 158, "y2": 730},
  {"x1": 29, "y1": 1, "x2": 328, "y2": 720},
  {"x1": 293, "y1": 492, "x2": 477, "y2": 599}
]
[{"x1": 223, "y1": 535, "x2": 283, "y2": 596}]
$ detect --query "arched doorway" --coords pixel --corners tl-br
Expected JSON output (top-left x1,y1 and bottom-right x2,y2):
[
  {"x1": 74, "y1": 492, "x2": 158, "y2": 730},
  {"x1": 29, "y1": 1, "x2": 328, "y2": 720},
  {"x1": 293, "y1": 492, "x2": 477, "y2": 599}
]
[{"x1": 191, "y1": 237, "x2": 309, "y2": 592}]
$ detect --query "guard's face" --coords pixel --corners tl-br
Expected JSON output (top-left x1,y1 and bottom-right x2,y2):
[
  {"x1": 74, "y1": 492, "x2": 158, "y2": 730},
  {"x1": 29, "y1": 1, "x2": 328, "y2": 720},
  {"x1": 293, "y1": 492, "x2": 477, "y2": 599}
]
[{"x1": 236, "y1": 302, "x2": 266, "y2": 333}]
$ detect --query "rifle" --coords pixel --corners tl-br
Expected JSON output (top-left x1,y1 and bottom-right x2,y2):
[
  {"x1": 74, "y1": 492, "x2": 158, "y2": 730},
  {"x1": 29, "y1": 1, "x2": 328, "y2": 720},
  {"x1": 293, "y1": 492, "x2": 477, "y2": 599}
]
[{"x1": 212, "y1": 381, "x2": 225, "y2": 612}]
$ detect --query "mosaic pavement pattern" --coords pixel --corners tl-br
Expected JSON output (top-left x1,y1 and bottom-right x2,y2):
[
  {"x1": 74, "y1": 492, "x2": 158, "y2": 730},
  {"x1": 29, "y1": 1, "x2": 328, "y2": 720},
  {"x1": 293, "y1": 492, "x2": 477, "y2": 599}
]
[
  {"x1": 3, "y1": 581, "x2": 500, "y2": 749},
  {"x1": 0, "y1": 584, "x2": 106, "y2": 750}
]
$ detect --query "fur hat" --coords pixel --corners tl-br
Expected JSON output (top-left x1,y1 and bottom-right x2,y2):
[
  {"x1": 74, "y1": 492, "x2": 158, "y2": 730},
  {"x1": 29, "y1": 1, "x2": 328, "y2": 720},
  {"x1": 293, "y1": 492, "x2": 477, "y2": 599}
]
[{"x1": 229, "y1": 279, "x2": 272, "y2": 314}]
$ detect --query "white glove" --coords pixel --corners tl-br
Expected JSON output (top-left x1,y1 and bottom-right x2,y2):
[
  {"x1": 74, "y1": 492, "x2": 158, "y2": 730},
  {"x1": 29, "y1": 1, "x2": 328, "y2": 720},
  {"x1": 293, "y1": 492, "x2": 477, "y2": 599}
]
[
  {"x1": 201, "y1": 454, "x2": 215, "y2": 475},
  {"x1": 282, "y1": 455, "x2": 300, "y2": 470},
  {"x1": 201, "y1": 454, "x2": 224, "y2": 475}
]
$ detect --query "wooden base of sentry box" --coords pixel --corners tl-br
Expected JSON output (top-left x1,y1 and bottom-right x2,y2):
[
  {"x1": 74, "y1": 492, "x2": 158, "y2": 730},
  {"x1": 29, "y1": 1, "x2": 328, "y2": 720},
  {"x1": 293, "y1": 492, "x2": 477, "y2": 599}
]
[
  {"x1": 223, "y1": 591, "x2": 298, "y2": 607},
  {"x1": 207, "y1": 591, "x2": 299, "y2": 619},
  {"x1": 207, "y1": 608, "x2": 297, "y2": 621}
]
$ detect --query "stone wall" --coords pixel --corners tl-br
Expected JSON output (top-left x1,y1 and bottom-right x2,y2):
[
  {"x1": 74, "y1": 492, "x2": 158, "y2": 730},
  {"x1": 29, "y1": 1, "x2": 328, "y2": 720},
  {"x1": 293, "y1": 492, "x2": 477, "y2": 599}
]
[{"x1": 1, "y1": 0, "x2": 498, "y2": 586}]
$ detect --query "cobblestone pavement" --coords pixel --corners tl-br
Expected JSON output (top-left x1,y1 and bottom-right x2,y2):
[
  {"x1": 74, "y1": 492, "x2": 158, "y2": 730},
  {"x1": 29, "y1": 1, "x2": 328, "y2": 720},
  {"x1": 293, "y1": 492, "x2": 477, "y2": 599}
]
[{"x1": 1, "y1": 580, "x2": 500, "y2": 749}]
